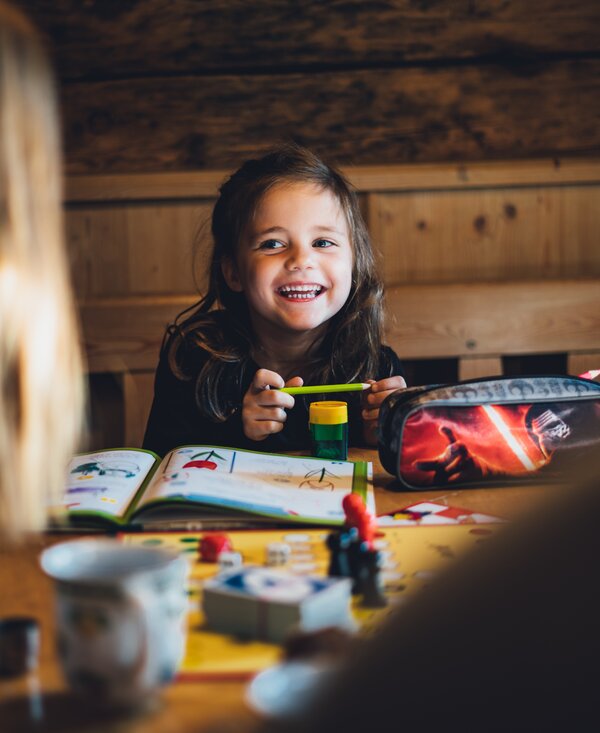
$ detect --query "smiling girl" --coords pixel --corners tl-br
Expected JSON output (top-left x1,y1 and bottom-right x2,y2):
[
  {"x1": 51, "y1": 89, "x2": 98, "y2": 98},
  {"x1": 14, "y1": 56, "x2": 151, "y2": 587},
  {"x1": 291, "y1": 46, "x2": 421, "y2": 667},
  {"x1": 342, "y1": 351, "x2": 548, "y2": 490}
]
[{"x1": 143, "y1": 144, "x2": 406, "y2": 456}]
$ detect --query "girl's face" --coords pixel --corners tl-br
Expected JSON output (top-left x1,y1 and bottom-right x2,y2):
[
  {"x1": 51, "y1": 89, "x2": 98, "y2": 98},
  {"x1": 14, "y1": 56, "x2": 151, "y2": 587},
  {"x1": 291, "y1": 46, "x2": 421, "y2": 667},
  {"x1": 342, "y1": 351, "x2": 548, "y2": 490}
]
[{"x1": 222, "y1": 182, "x2": 353, "y2": 344}]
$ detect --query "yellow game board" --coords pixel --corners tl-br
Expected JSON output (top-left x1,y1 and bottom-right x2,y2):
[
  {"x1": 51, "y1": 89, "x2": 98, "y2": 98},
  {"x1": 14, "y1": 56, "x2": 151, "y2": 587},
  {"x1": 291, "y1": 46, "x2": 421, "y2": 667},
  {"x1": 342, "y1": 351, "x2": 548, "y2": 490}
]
[{"x1": 121, "y1": 524, "x2": 500, "y2": 679}]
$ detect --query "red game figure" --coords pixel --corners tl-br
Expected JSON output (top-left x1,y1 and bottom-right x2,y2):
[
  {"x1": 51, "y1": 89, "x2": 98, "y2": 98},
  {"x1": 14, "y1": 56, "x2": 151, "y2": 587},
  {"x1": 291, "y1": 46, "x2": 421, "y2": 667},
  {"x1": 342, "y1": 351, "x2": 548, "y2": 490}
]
[
  {"x1": 340, "y1": 494, "x2": 386, "y2": 607},
  {"x1": 199, "y1": 533, "x2": 233, "y2": 562},
  {"x1": 342, "y1": 493, "x2": 376, "y2": 549}
]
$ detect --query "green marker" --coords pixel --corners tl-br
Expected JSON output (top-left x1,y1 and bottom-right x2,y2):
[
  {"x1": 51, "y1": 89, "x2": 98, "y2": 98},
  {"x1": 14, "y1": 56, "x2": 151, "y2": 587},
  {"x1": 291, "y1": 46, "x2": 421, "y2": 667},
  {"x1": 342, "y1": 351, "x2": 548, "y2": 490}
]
[{"x1": 279, "y1": 382, "x2": 371, "y2": 395}]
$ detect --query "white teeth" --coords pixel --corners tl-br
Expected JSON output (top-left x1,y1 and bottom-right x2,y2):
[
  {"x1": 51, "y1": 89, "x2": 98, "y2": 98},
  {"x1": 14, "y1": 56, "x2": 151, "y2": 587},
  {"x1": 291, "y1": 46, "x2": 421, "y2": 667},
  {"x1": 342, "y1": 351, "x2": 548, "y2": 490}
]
[{"x1": 278, "y1": 285, "x2": 323, "y2": 299}]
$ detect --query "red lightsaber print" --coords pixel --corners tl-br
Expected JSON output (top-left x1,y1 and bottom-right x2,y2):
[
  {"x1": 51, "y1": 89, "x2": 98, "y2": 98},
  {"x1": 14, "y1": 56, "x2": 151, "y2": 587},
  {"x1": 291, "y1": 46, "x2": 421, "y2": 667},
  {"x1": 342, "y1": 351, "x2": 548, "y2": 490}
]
[{"x1": 481, "y1": 405, "x2": 537, "y2": 471}]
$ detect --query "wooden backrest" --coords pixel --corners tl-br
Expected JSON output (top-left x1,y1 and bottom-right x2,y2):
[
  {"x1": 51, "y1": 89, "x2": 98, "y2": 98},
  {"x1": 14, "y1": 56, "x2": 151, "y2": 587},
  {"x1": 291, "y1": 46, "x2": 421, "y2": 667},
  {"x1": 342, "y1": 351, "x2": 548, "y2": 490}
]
[
  {"x1": 384, "y1": 279, "x2": 600, "y2": 381},
  {"x1": 79, "y1": 277, "x2": 600, "y2": 447}
]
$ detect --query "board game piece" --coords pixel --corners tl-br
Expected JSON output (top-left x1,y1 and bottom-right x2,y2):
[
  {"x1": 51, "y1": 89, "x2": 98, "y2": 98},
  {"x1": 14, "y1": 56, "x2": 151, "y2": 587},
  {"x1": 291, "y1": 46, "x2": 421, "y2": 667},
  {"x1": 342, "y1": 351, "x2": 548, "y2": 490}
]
[
  {"x1": 202, "y1": 566, "x2": 355, "y2": 643},
  {"x1": 199, "y1": 533, "x2": 233, "y2": 562},
  {"x1": 218, "y1": 551, "x2": 243, "y2": 571},
  {"x1": 342, "y1": 492, "x2": 366, "y2": 523},
  {"x1": 266, "y1": 542, "x2": 291, "y2": 566},
  {"x1": 342, "y1": 492, "x2": 376, "y2": 549},
  {"x1": 120, "y1": 523, "x2": 504, "y2": 680},
  {"x1": 326, "y1": 528, "x2": 355, "y2": 578},
  {"x1": 359, "y1": 549, "x2": 388, "y2": 609}
]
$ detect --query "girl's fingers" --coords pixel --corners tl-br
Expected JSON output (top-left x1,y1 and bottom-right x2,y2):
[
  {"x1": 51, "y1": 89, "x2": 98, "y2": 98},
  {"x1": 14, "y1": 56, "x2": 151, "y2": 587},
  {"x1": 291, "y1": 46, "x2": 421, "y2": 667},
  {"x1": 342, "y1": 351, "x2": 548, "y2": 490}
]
[
  {"x1": 255, "y1": 420, "x2": 285, "y2": 437},
  {"x1": 365, "y1": 377, "x2": 406, "y2": 407},
  {"x1": 369, "y1": 376, "x2": 406, "y2": 394},
  {"x1": 362, "y1": 407, "x2": 379, "y2": 421},
  {"x1": 256, "y1": 390, "x2": 294, "y2": 410},
  {"x1": 365, "y1": 389, "x2": 394, "y2": 409},
  {"x1": 255, "y1": 407, "x2": 287, "y2": 423},
  {"x1": 251, "y1": 368, "x2": 285, "y2": 392}
]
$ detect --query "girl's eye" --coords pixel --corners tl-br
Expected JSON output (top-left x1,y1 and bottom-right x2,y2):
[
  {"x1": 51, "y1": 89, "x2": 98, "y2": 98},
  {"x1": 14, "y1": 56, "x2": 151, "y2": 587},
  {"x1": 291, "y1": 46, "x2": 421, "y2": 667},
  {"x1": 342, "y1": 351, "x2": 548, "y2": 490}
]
[
  {"x1": 313, "y1": 239, "x2": 335, "y2": 248},
  {"x1": 259, "y1": 239, "x2": 285, "y2": 250}
]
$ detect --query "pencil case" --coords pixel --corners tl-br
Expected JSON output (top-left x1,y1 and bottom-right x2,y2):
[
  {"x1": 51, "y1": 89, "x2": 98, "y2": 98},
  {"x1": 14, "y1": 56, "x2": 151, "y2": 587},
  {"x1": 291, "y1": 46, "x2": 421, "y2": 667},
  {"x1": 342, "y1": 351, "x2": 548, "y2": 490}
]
[{"x1": 377, "y1": 375, "x2": 600, "y2": 489}]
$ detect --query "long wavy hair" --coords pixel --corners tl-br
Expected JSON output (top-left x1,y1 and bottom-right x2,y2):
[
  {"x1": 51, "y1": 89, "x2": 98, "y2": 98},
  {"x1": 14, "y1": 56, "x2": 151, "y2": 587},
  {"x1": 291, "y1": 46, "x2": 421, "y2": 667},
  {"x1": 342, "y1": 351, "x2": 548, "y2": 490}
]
[
  {"x1": 0, "y1": 3, "x2": 84, "y2": 539},
  {"x1": 168, "y1": 142, "x2": 385, "y2": 420}
]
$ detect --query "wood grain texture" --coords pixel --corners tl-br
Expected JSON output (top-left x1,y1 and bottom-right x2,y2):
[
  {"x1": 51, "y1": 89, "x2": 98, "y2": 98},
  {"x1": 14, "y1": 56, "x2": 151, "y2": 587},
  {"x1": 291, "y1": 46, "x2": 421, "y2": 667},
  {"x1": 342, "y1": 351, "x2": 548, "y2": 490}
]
[
  {"x1": 64, "y1": 158, "x2": 600, "y2": 202},
  {"x1": 369, "y1": 184, "x2": 600, "y2": 284},
  {"x1": 80, "y1": 296, "x2": 198, "y2": 373},
  {"x1": 27, "y1": 0, "x2": 600, "y2": 80},
  {"x1": 67, "y1": 201, "x2": 212, "y2": 297},
  {"x1": 79, "y1": 279, "x2": 600, "y2": 374},
  {"x1": 567, "y1": 353, "x2": 600, "y2": 377},
  {"x1": 60, "y1": 60, "x2": 600, "y2": 173},
  {"x1": 458, "y1": 356, "x2": 503, "y2": 381},
  {"x1": 122, "y1": 371, "x2": 156, "y2": 448},
  {"x1": 384, "y1": 279, "x2": 600, "y2": 359}
]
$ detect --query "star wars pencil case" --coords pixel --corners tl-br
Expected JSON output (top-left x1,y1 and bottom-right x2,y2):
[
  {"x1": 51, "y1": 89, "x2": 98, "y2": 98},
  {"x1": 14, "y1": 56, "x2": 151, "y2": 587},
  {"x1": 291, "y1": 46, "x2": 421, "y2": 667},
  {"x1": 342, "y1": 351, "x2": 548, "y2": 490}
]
[{"x1": 377, "y1": 375, "x2": 600, "y2": 489}]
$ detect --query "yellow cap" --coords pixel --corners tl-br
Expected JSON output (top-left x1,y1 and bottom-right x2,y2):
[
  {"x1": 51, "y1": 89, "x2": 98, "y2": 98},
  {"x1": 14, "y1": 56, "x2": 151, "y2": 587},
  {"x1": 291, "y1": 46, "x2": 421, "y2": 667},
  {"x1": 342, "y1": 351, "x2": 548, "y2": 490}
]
[{"x1": 309, "y1": 401, "x2": 348, "y2": 425}]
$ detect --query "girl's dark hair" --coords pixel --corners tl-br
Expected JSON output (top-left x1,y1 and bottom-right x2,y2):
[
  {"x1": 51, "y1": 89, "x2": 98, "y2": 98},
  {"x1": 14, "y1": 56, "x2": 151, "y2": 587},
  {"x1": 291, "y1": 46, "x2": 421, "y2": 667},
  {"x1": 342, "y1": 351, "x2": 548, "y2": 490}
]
[{"x1": 168, "y1": 142, "x2": 386, "y2": 420}]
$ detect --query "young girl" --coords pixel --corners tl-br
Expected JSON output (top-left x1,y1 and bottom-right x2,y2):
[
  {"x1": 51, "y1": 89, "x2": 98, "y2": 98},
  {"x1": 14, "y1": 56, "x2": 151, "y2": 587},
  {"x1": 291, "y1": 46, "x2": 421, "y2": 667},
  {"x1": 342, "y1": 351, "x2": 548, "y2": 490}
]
[{"x1": 143, "y1": 143, "x2": 406, "y2": 457}]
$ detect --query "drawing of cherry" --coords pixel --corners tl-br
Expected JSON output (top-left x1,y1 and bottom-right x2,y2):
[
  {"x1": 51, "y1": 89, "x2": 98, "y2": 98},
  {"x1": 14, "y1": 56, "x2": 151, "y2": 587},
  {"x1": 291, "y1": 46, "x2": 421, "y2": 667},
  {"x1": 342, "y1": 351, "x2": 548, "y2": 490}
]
[{"x1": 183, "y1": 460, "x2": 218, "y2": 470}]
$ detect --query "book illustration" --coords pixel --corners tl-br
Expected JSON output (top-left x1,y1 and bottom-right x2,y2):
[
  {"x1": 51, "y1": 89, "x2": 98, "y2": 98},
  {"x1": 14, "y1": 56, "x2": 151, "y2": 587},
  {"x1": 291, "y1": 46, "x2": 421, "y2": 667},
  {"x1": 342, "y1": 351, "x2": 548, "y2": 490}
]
[
  {"x1": 300, "y1": 468, "x2": 339, "y2": 490},
  {"x1": 182, "y1": 450, "x2": 228, "y2": 471},
  {"x1": 56, "y1": 445, "x2": 371, "y2": 530},
  {"x1": 157, "y1": 448, "x2": 353, "y2": 492},
  {"x1": 70, "y1": 459, "x2": 142, "y2": 479},
  {"x1": 61, "y1": 449, "x2": 158, "y2": 520},
  {"x1": 66, "y1": 485, "x2": 109, "y2": 497},
  {"x1": 135, "y1": 447, "x2": 367, "y2": 525}
]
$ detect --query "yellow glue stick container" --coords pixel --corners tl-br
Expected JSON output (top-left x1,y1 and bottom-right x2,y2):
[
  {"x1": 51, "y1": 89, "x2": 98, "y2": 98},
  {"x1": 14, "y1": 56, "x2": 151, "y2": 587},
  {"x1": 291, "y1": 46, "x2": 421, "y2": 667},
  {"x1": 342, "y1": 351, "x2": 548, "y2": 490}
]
[{"x1": 309, "y1": 401, "x2": 348, "y2": 460}]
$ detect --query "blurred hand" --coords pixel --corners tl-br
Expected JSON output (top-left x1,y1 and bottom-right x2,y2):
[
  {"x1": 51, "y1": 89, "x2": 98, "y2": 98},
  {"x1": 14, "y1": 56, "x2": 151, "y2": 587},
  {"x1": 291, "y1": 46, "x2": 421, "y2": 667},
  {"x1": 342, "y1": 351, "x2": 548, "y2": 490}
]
[
  {"x1": 242, "y1": 369, "x2": 303, "y2": 441},
  {"x1": 361, "y1": 376, "x2": 407, "y2": 446}
]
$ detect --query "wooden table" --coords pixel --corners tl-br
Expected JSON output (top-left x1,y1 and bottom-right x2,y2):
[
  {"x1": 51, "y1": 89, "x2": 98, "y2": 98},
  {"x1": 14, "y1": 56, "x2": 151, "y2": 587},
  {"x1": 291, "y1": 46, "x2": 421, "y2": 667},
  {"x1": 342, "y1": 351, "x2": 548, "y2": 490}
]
[{"x1": 0, "y1": 449, "x2": 550, "y2": 732}]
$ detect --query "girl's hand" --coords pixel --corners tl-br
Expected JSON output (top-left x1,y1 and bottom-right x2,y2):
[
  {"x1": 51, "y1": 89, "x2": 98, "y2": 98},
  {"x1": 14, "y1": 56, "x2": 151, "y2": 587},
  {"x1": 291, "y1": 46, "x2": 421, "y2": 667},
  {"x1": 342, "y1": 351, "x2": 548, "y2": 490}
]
[
  {"x1": 242, "y1": 369, "x2": 303, "y2": 441},
  {"x1": 361, "y1": 376, "x2": 407, "y2": 446}
]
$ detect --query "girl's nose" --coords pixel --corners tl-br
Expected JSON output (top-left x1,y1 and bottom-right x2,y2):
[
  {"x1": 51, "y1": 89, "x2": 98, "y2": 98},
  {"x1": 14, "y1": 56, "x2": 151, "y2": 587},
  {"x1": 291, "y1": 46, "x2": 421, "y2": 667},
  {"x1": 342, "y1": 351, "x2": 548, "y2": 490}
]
[{"x1": 285, "y1": 243, "x2": 315, "y2": 270}]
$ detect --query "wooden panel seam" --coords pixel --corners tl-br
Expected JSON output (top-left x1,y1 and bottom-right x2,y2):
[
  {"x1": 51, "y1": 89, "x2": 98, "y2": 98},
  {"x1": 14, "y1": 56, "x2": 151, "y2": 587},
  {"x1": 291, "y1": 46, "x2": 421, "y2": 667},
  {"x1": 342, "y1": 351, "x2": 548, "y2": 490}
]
[{"x1": 65, "y1": 158, "x2": 600, "y2": 203}]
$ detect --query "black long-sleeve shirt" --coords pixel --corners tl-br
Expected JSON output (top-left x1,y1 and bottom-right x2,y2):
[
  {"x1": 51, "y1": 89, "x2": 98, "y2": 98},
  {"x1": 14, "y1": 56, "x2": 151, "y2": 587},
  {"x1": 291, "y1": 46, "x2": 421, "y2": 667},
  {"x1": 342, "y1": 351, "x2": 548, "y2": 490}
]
[{"x1": 143, "y1": 321, "x2": 404, "y2": 457}]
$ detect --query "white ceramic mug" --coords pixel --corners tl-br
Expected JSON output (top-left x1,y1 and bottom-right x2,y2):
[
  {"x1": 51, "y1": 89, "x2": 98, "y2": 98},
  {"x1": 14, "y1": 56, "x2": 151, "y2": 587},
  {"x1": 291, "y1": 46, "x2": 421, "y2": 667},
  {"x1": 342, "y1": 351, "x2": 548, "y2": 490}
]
[{"x1": 40, "y1": 538, "x2": 188, "y2": 709}]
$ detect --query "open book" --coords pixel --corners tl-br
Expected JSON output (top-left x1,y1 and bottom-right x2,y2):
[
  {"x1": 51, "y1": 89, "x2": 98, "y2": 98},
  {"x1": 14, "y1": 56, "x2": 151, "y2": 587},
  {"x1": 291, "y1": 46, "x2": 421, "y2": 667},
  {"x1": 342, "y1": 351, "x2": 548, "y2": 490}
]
[{"x1": 54, "y1": 445, "x2": 374, "y2": 531}]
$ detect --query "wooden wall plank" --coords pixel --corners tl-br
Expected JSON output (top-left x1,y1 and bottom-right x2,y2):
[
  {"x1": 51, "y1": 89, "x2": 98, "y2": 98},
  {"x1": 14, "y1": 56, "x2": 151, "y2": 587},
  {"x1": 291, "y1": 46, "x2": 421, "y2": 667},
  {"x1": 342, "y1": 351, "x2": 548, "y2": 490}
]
[
  {"x1": 79, "y1": 280, "x2": 600, "y2": 374},
  {"x1": 384, "y1": 279, "x2": 600, "y2": 360},
  {"x1": 369, "y1": 184, "x2": 600, "y2": 285},
  {"x1": 80, "y1": 295, "x2": 197, "y2": 373},
  {"x1": 64, "y1": 158, "x2": 600, "y2": 203},
  {"x1": 66, "y1": 201, "x2": 212, "y2": 298},
  {"x1": 60, "y1": 60, "x2": 600, "y2": 173},
  {"x1": 567, "y1": 353, "x2": 600, "y2": 377},
  {"x1": 458, "y1": 357, "x2": 503, "y2": 381},
  {"x1": 121, "y1": 371, "x2": 156, "y2": 448},
  {"x1": 28, "y1": 1, "x2": 600, "y2": 80}
]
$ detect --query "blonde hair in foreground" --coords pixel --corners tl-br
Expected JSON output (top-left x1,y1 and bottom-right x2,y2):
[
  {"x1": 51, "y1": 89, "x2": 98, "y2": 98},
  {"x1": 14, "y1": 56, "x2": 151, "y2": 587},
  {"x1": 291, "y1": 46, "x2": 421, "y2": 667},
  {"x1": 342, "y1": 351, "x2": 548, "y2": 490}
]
[{"x1": 0, "y1": 2, "x2": 84, "y2": 539}]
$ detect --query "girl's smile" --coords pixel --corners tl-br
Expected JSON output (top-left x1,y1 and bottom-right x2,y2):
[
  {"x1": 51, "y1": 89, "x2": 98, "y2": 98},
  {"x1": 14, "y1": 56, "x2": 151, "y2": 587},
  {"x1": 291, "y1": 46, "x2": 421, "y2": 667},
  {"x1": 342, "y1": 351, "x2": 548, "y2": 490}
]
[
  {"x1": 276, "y1": 282, "x2": 325, "y2": 300},
  {"x1": 222, "y1": 182, "x2": 353, "y2": 347}
]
